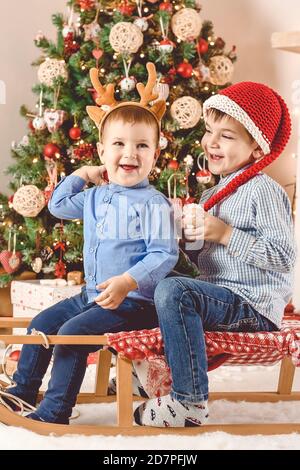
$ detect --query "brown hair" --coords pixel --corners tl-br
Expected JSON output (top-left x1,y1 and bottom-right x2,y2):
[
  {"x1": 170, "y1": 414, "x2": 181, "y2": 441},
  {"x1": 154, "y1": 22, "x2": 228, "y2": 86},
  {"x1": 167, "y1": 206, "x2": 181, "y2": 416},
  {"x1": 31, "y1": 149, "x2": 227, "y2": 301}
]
[
  {"x1": 206, "y1": 108, "x2": 254, "y2": 142},
  {"x1": 101, "y1": 105, "x2": 160, "y2": 145}
]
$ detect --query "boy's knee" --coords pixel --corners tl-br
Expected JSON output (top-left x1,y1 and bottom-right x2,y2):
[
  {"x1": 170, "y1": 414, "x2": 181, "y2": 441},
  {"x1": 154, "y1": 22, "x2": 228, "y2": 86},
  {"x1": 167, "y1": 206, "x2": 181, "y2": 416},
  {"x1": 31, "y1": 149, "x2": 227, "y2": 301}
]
[{"x1": 154, "y1": 277, "x2": 184, "y2": 308}]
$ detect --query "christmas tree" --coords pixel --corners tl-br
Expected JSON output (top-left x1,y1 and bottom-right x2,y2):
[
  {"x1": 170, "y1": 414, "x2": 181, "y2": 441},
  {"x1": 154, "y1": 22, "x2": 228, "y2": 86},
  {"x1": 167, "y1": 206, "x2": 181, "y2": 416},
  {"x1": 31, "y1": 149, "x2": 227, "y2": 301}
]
[{"x1": 0, "y1": 0, "x2": 236, "y2": 287}]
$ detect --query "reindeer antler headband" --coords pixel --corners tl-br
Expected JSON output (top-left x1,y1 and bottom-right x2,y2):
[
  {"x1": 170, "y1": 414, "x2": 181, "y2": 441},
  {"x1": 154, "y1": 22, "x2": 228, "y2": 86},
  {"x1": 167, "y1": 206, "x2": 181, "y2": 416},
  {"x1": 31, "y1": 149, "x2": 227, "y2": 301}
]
[{"x1": 86, "y1": 62, "x2": 166, "y2": 133}]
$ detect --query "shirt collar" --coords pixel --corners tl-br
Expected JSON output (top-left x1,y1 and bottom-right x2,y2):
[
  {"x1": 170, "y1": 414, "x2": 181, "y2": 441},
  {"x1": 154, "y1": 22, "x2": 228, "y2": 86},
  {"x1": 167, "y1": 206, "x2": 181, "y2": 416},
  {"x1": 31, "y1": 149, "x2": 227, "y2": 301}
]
[
  {"x1": 108, "y1": 178, "x2": 149, "y2": 191},
  {"x1": 218, "y1": 162, "x2": 256, "y2": 186}
]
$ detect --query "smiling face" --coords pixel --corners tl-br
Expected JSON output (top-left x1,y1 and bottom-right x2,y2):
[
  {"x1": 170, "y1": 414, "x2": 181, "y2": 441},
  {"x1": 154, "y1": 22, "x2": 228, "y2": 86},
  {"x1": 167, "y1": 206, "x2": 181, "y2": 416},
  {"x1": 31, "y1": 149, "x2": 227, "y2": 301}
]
[
  {"x1": 97, "y1": 118, "x2": 159, "y2": 187},
  {"x1": 201, "y1": 111, "x2": 263, "y2": 177}
]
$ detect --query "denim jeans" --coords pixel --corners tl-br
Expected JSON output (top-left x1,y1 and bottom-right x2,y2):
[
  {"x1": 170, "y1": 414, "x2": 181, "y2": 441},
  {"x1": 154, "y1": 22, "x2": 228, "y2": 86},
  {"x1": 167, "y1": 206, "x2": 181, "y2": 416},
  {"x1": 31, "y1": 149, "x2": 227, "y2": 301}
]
[
  {"x1": 154, "y1": 277, "x2": 278, "y2": 404},
  {"x1": 10, "y1": 287, "x2": 158, "y2": 424}
]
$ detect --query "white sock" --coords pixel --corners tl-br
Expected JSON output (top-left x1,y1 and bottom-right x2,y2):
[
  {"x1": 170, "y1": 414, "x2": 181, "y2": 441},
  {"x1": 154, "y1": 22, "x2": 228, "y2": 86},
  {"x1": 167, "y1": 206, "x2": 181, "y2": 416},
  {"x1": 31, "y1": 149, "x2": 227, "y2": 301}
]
[
  {"x1": 108, "y1": 370, "x2": 149, "y2": 398},
  {"x1": 134, "y1": 394, "x2": 209, "y2": 427}
]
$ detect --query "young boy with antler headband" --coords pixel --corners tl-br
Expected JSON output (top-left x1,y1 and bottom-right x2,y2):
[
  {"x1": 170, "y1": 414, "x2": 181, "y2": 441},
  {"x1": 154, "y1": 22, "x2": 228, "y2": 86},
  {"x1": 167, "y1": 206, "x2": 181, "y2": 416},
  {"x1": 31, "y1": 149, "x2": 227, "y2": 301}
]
[{"x1": 3, "y1": 63, "x2": 179, "y2": 425}]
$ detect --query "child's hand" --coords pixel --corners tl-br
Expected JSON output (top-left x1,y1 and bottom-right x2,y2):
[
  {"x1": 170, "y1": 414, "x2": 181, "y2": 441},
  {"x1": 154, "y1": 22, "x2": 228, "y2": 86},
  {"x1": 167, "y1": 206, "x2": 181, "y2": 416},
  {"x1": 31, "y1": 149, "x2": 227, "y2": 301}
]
[
  {"x1": 72, "y1": 165, "x2": 107, "y2": 185},
  {"x1": 94, "y1": 273, "x2": 138, "y2": 310},
  {"x1": 184, "y1": 207, "x2": 232, "y2": 246}
]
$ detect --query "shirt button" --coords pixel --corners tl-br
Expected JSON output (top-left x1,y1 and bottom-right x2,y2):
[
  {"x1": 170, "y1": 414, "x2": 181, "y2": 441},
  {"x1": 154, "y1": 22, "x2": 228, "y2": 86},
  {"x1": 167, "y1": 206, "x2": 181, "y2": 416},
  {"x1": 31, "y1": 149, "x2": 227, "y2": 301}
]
[
  {"x1": 88, "y1": 275, "x2": 94, "y2": 280},
  {"x1": 89, "y1": 248, "x2": 94, "y2": 253},
  {"x1": 96, "y1": 223, "x2": 101, "y2": 227},
  {"x1": 103, "y1": 196, "x2": 109, "y2": 202}
]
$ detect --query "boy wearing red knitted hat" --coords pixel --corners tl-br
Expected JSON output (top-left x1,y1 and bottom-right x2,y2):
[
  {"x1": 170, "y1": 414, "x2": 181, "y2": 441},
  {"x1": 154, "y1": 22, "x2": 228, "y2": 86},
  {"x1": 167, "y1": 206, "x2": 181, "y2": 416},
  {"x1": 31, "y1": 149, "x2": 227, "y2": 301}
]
[{"x1": 134, "y1": 82, "x2": 296, "y2": 428}]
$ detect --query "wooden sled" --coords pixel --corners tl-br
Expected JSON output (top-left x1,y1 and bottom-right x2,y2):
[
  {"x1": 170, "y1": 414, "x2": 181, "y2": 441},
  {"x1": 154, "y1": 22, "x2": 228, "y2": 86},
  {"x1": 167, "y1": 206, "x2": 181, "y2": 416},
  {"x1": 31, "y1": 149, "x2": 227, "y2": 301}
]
[{"x1": 0, "y1": 316, "x2": 300, "y2": 436}]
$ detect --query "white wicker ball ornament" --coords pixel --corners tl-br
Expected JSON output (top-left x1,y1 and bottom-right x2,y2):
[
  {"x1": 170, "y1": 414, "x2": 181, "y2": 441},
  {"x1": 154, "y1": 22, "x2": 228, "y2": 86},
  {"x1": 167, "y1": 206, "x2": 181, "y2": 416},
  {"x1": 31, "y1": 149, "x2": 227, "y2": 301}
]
[
  {"x1": 209, "y1": 56, "x2": 234, "y2": 86},
  {"x1": 170, "y1": 96, "x2": 202, "y2": 129},
  {"x1": 120, "y1": 76, "x2": 136, "y2": 92},
  {"x1": 37, "y1": 59, "x2": 68, "y2": 87},
  {"x1": 171, "y1": 8, "x2": 202, "y2": 41},
  {"x1": 12, "y1": 185, "x2": 46, "y2": 217},
  {"x1": 109, "y1": 22, "x2": 143, "y2": 54}
]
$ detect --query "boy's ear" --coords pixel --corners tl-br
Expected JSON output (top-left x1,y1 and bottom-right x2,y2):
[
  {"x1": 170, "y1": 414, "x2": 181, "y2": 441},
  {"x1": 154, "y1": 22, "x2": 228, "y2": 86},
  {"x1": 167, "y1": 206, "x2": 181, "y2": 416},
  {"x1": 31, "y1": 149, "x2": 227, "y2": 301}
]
[
  {"x1": 152, "y1": 147, "x2": 161, "y2": 167},
  {"x1": 96, "y1": 142, "x2": 105, "y2": 164},
  {"x1": 252, "y1": 146, "x2": 264, "y2": 161}
]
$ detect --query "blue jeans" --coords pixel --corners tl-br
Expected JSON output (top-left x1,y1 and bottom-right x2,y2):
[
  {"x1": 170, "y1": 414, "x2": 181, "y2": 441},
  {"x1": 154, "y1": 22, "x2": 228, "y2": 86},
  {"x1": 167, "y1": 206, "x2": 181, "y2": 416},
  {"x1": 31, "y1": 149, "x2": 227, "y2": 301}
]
[
  {"x1": 154, "y1": 277, "x2": 278, "y2": 404},
  {"x1": 10, "y1": 287, "x2": 158, "y2": 424}
]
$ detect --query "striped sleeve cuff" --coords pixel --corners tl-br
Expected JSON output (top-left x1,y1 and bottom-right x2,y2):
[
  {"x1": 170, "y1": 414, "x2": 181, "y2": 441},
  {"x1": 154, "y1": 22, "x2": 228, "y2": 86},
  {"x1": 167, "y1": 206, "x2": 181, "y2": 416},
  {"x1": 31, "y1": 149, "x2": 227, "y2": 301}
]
[{"x1": 227, "y1": 227, "x2": 256, "y2": 261}]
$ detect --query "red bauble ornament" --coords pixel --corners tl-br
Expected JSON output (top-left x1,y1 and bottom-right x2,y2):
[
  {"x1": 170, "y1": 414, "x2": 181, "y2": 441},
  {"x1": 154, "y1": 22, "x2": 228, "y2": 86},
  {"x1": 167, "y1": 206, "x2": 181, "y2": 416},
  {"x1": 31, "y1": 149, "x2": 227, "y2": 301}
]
[
  {"x1": 167, "y1": 160, "x2": 180, "y2": 171},
  {"x1": 196, "y1": 169, "x2": 212, "y2": 184},
  {"x1": 9, "y1": 350, "x2": 21, "y2": 361},
  {"x1": 76, "y1": 0, "x2": 95, "y2": 10},
  {"x1": 69, "y1": 126, "x2": 82, "y2": 140},
  {"x1": 28, "y1": 120, "x2": 35, "y2": 132},
  {"x1": 196, "y1": 38, "x2": 209, "y2": 55},
  {"x1": 159, "y1": 1, "x2": 173, "y2": 13},
  {"x1": 177, "y1": 62, "x2": 193, "y2": 78},
  {"x1": 43, "y1": 143, "x2": 60, "y2": 159},
  {"x1": 118, "y1": 1, "x2": 135, "y2": 15}
]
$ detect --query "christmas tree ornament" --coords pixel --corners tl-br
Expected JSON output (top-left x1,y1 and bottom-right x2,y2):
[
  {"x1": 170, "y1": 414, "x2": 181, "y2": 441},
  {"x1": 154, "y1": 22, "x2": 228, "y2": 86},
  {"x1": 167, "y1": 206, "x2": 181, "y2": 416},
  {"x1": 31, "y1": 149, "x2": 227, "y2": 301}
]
[
  {"x1": 228, "y1": 45, "x2": 237, "y2": 61},
  {"x1": 152, "y1": 82, "x2": 169, "y2": 103},
  {"x1": 133, "y1": 1, "x2": 150, "y2": 32},
  {"x1": 43, "y1": 143, "x2": 60, "y2": 159},
  {"x1": 12, "y1": 185, "x2": 46, "y2": 217},
  {"x1": 41, "y1": 246, "x2": 54, "y2": 262},
  {"x1": 62, "y1": 24, "x2": 75, "y2": 38},
  {"x1": 196, "y1": 38, "x2": 209, "y2": 55},
  {"x1": 167, "y1": 160, "x2": 179, "y2": 171},
  {"x1": 37, "y1": 59, "x2": 68, "y2": 87},
  {"x1": 92, "y1": 48, "x2": 103, "y2": 60},
  {"x1": 83, "y1": 21, "x2": 101, "y2": 41},
  {"x1": 209, "y1": 55, "x2": 234, "y2": 86},
  {"x1": 158, "y1": 38, "x2": 175, "y2": 54},
  {"x1": 120, "y1": 76, "x2": 137, "y2": 92},
  {"x1": 69, "y1": 125, "x2": 82, "y2": 140},
  {"x1": 159, "y1": 1, "x2": 173, "y2": 12},
  {"x1": 55, "y1": 260, "x2": 67, "y2": 278},
  {"x1": 215, "y1": 37, "x2": 225, "y2": 50},
  {"x1": 193, "y1": 62, "x2": 211, "y2": 83},
  {"x1": 134, "y1": 17, "x2": 149, "y2": 32},
  {"x1": 64, "y1": 32, "x2": 80, "y2": 57},
  {"x1": 171, "y1": 8, "x2": 202, "y2": 41},
  {"x1": 31, "y1": 257, "x2": 43, "y2": 274},
  {"x1": 109, "y1": 22, "x2": 143, "y2": 54},
  {"x1": 117, "y1": 0, "x2": 135, "y2": 16},
  {"x1": 31, "y1": 89, "x2": 47, "y2": 131},
  {"x1": 196, "y1": 152, "x2": 212, "y2": 184},
  {"x1": 176, "y1": 61, "x2": 193, "y2": 78},
  {"x1": 76, "y1": 0, "x2": 95, "y2": 10},
  {"x1": 0, "y1": 231, "x2": 22, "y2": 274},
  {"x1": 184, "y1": 154, "x2": 194, "y2": 169},
  {"x1": 32, "y1": 115, "x2": 46, "y2": 131},
  {"x1": 159, "y1": 133, "x2": 168, "y2": 150},
  {"x1": 44, "y1": 109, "x2": 66, "y2": 133},
  {"x1": 171, "y1": 96, "x2": 202, "y2": 129}
]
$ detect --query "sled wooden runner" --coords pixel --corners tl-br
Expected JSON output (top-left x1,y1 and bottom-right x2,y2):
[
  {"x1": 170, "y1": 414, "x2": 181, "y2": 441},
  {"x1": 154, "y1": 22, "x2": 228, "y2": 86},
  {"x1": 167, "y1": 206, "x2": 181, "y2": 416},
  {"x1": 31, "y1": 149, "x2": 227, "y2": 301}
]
[{"x1": 0, "y1": 317, "x2": 300, "y2": 436}]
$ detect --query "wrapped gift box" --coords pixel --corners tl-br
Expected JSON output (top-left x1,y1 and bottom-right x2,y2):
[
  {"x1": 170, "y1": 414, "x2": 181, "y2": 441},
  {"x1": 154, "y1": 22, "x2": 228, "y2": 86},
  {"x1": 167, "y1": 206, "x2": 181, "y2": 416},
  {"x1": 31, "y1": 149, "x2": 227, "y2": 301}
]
[{"x1": 11, "y1": 280, "x2": 83, "y2": 318}]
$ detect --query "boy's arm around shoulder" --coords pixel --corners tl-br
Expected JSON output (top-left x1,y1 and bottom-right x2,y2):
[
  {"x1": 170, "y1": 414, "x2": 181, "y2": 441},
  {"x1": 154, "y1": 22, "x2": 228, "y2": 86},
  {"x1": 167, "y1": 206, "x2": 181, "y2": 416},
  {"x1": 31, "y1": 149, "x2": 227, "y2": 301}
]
[
  {"x1": 226, "y1": 177, "x2": 296, "y2": 273},
  {"x1": 126, "y1": 193, "x2": 179, "y2": 298},
  {"x1": 48, "y1": 167, "x2": 89, "y2": 220}
]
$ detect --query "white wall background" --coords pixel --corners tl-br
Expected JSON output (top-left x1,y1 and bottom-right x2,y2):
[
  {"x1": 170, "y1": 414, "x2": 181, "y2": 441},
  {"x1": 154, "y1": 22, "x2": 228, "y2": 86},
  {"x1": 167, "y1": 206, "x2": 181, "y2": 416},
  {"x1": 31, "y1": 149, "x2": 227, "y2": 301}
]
[{"x1": 0, "y1": 0, "x2": 300, "y2": 201}]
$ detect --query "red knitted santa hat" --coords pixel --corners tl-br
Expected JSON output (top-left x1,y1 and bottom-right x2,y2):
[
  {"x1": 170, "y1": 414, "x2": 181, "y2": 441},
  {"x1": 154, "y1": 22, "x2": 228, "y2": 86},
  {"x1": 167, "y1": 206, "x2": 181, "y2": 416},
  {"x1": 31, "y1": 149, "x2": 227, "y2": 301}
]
[{"x1": 202, "y1": 82, "x2": 291, "y2": 211}]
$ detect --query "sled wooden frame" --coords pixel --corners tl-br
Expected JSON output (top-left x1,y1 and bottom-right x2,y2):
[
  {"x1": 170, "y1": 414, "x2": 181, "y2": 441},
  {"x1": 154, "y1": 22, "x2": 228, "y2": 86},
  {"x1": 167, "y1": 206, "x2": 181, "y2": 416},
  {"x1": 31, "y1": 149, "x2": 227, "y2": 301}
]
[{"x1": 0, "y1": 316, "x2": 300, "y2": 436}]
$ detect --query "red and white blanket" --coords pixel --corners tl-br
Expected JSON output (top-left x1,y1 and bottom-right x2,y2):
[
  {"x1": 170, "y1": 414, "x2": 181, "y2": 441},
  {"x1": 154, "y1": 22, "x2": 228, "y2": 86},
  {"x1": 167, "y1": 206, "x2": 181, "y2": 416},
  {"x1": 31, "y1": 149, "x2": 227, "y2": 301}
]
[{"x1": 105, "y1": 316, "x2": 300, "y2": 398}]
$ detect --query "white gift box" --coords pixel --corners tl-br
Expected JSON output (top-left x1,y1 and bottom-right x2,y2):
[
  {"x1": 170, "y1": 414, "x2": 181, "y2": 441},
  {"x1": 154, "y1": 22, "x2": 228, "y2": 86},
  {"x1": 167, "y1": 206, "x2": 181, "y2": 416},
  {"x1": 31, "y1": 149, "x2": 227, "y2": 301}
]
[{"x1": 11, "y1": 280, "x2": 83, "y2": 319}]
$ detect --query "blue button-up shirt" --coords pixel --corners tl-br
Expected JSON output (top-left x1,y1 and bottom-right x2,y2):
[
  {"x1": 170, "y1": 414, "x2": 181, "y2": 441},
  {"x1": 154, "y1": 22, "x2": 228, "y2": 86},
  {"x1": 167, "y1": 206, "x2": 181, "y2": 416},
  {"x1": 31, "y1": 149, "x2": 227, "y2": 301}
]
[
  {"x1": 48, "y1": 175, "x2": 179, "y2": 303},
  {"x1": 193, "y1": 166, "x2": 296, "y2": 328}
]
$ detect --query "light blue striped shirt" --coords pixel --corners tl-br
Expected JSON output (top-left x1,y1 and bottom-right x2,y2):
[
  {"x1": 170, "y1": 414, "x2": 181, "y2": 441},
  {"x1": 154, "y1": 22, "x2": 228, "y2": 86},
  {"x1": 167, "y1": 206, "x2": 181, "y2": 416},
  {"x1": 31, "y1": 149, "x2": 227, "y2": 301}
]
[
  {"x1": 48, "y1": 175, "x2": 179, "y2": 304},
  {"x1": 194, "y1": 166, "x2": 296, "y2": 327}
]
